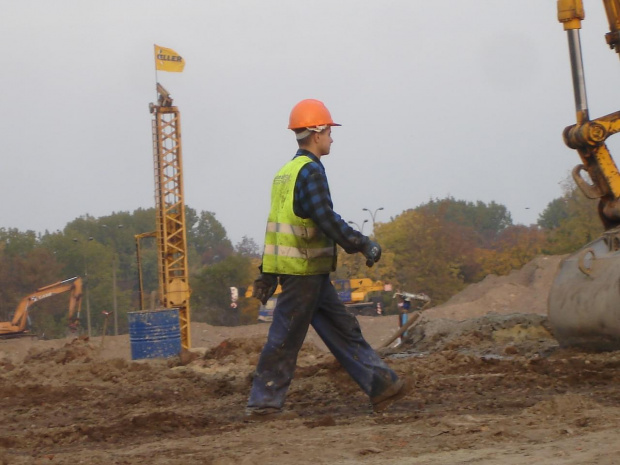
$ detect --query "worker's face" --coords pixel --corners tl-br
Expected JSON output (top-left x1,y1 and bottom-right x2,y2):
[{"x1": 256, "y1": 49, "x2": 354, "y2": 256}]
[{"x1": 316, "y1": 127, "x2": 333, "y2": 156}]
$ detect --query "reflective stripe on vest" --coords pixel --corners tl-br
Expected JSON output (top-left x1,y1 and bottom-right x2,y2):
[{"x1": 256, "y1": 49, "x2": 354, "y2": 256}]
[
  {"x1": 265, "y1": 222, "x2": 318, "y2": 237},
  {"x1": 262, "y1": 156, "x2": 336, "y2": 275},
  {"x1": 263, "y1": 244, "x2": 335, "y2": 259}
]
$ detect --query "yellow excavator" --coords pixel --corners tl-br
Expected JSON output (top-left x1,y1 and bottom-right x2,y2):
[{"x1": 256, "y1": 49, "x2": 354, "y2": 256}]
[
  {"x1": 0, "y1": 277, "x2": 83, "y2": 337},
  {"x1": 549, "y1": 1, "x2": 620, "y2": 349}
]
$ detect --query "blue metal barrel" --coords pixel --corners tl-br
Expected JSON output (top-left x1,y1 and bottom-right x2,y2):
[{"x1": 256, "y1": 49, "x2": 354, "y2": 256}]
[{"x1": 128, "y1": 309, "x2": 182, "y2": 360}]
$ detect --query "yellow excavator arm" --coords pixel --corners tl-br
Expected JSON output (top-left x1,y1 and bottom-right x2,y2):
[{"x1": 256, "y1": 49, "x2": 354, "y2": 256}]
[
  {"x1": 603, "y1": 0, "x2": 620, "y2": 54},
  {"x1": 0, "y1": 277, "x2": 83, "y2": 336},
  {"x1": 557, "y1": 0, "x2": 620, "y2": 228},
  {"x1": 549, "y1": 1, "x2": 620, "y2": 350}
]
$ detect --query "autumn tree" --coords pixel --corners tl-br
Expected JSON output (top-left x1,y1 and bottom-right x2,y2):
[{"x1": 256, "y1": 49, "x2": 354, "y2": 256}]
[
  {"x1": 0, "y1": 228, "x2": 64, "y2": 333},
  {"x1": 333, "y1": 247, "x2": 368, "y2": 280},
  {"x1": 539, "y1": 177, "x2": 602, "y2": 254},
  {"x1": 375, "y1": 210, "x2": 477, "y2": 304},
  {"x1": 416, "y1": 197, "x2": 512, "y2": 245},
  {"x1": 473, "y1": 225, "x2": 548, "y2": 279}
]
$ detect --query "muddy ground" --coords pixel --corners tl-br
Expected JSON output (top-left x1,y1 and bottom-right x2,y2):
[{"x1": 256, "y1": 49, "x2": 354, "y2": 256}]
[{"x1": 2, "y1": 255, "x2": 620, "y2": 464}]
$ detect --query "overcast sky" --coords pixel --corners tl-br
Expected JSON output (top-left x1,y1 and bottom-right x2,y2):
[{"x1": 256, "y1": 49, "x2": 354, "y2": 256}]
[{"x1": 3, "y1": 1, "x2": 620, "y2": 246}]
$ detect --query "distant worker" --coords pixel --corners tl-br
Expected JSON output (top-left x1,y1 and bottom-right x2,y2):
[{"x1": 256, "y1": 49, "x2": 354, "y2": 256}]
[
  {"x1": 401, "y1": 295, "x2": 411, "y2": 333},
  {"x1": 396, "y1": 294, "x2": 411, "y2": 345},
  {"x1": 246, "y1": 99, "x2": 412, "y2": 421}
]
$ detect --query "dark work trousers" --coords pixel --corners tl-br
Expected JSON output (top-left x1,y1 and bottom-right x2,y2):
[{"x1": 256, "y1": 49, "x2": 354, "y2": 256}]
[{"x1": 247, "y1": 273, "x2": 399, "y2": 410}]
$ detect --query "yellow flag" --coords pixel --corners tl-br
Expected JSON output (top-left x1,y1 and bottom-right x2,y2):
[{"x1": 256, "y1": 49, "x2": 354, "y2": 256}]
[{"x1": 154, "y1": 45, "x2": 185, "y2": 72}]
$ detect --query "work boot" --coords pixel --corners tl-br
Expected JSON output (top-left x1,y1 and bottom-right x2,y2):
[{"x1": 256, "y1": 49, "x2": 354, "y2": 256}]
[
  {"x1": 244, "y1": 407, "x2": 299, "y2": 423},
  {"x1": 371, "y1": 377, "x2": 414, "y2": 413}
]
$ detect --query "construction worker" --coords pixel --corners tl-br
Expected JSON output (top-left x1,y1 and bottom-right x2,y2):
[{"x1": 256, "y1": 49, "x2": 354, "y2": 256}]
[
  {"x1": 395, "y1": 294, "x2": 411, "y2": 346},
  {"x1": 400, "y1": 295, "x2": 411, "y2": 334},
  {"x1": 246, "y1": 99, "x2": 412, "y2": 421}
]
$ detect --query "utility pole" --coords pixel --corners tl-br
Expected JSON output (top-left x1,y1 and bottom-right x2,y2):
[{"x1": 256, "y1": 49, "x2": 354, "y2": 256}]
[{"x1": 102, "y1": 224, "x2": 123, "y2": 336}]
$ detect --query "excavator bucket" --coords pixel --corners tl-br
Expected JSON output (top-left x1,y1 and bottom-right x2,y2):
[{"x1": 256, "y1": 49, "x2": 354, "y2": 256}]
[{"x1": 548, "y1": 228, "x2": 620, "y2": 350}]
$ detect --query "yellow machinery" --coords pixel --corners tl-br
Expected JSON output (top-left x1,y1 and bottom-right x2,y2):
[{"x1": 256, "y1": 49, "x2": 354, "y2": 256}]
[
  {"x1": 0, "y1": 277, "x2": 83, "y2": 337},
  {"x1": 333, "y1": 278, "x2": 387, "y2": 314},
  {"x1": 135, "y1": 83, "x2": 191, "y2": 350},
  {"x1": 349, "y1": 278, "x2": 386, "y2": 303},
  {"x1": 244, "y1": 284, "x2": 282, "y2": 299},
  {"x1": 549, "y1": 1, "x2": 620, "y2": 349}
]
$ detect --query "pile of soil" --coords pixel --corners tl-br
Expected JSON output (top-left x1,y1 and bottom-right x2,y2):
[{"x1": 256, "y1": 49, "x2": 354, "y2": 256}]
[
  {"x1": 426, "y1": 255, "x2": 560, "y2": 320},
  {"x1": 3, "y1": 254, "x2": 620, "y2": 465}
]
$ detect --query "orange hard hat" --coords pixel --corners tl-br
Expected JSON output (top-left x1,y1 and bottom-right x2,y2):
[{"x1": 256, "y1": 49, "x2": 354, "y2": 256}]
[{"x1": 288, "y1": 99, "x2": 341, "y2": 130}]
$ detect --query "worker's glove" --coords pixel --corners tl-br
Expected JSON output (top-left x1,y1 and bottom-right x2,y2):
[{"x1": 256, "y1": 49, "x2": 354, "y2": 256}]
[
  {"x1": 252, "y1": 273, "x2": 278, "y2": 305},
  {"x1": 362, "y1": 240, "x2": 382, "y2": 267}
]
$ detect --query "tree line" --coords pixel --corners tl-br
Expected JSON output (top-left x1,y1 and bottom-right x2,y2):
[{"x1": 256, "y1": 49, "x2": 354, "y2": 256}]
[{"x1": 0, "y1": 178, "x2": 601, "y2": 338}]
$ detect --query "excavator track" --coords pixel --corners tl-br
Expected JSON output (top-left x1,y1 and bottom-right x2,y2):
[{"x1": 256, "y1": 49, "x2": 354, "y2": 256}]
[{"x1": 0, "y1": 333, "x2": 37, "y2": 340}]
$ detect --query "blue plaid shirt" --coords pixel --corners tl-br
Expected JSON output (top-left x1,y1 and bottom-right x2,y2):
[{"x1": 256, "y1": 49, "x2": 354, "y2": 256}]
[{"x1": 292, "y1": 150, "x2": 367, "y2": 254}]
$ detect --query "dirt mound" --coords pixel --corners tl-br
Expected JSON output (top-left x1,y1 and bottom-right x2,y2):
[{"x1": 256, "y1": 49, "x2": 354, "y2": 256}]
[
  {"x1": 204, "y1": 337, "x2": 266, "y2": 361},
  {"x1": 523, "y1": 393, "x2": 603, "y2": 416},
  {"x1": 9, "y1": 254, "x2": 620, "y2": 465},
  {"x1": 388, "y1": 313, "x2": 558, "y2": 359},
  {"x1": 203, "y1": 336, "x2": 328, "y2": 366},
  {"x1": 378, "y1": 255, "x2": 563, "y2": 359},
  {"x1": 426, "y1": 255, "x2": 563, "y2": 320},
  {"x1": 22, "y1": 337, "x2": 98, "y2": 365}
]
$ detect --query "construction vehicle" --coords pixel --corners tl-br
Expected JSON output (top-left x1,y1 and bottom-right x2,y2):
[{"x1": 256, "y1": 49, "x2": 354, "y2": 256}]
[
  {"x1": 246, "y1": 278, "x2": 387, "y2": 319},
  {"x1": 0, "y1": 277, "x2": 83, "y2": 337},
  {"x1": 244, "y1": 284, "x2": 282, "y2": 322},
  {"x1": 549, "y1": 1, "x2": 620, "y2": 350},
  {"x1": 257, "y1": 296, "x2": 278, "y2": 322},
  {"x1": 333, "y1": 278, "x2": 388, "y2": 315},
  {"x1": 135, "y1": 83, "x2": 192, "y2": 350},
  {"x1": 244, "y1": 284, "x2": 283, "y2": 299},
  {"x1": 393, "y1": 291, "x2": 432, "y2": 311}
]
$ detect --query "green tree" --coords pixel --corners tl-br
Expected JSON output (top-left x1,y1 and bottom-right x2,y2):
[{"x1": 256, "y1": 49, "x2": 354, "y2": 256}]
[
  {"x1": 0, "y1": 229, "x2": 64, "y2": 329},
  {"x1": 538, "y1": 197, "x2": 569, "y2": 230},
  {"x1": 235, "y1": 236, "x2": 261, "y2": 258},
  {"x1": 540, "y1": 177, "x2": 602, "y2": 254},
  {"x1": 0, "y1": 207, "x2": 257, "y2": 335},
  {"x1": 188, "y1": 211, "x2": 234, "y2": 265},
  {"x1": 417, "y1": 197, "x2": 512, "y2": 245},
  {"x1": 191, "y1": 254, "x2": 254, "y2": 325}
]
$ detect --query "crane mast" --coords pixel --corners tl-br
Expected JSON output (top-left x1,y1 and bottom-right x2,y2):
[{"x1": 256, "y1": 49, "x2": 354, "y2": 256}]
[{"x1": 149, "y1": 83, "x2": 191, "y2": 350}]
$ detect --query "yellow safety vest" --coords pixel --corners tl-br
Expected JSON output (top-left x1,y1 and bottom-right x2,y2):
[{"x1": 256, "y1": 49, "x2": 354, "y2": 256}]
[{"x1": 262, "y1": 156, "x2": 336, "y2": 275}]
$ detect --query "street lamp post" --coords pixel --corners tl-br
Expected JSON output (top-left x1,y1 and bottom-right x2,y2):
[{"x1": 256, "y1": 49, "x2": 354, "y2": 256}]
[
  {"x1": 102, "y1": 224, "x2": 123, "y2": 336},
  {"x1": 348, "y1": 219, "x2": 368, "y2": 234},
  {"x1": 73, "y1": 237, "x2": 94, "y2": 337},
  {"x1": 362, "y1": 207, "x2": 384, "y2": 230}
]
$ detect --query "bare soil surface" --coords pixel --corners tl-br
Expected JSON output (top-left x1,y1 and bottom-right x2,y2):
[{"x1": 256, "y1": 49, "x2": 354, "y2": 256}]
[{"x1": 2, "y1": 255, "x2": 620, "y2": 464}]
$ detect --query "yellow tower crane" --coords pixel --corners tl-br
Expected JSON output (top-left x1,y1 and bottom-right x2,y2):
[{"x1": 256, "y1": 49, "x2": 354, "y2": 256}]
[{"x1": 136, "y1": 83, "x2": 191, "y2": 350}]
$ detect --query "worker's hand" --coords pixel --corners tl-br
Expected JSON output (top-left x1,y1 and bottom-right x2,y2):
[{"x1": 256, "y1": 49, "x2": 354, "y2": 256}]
[
  {"x1": 252, "y1": 273, "x2": 278, "y2": 305},
  {"x1": 362, "y1": 240, "x2": 382, "y2": 267}
]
